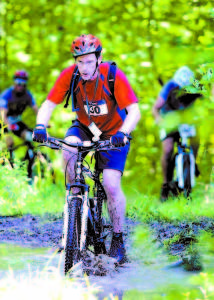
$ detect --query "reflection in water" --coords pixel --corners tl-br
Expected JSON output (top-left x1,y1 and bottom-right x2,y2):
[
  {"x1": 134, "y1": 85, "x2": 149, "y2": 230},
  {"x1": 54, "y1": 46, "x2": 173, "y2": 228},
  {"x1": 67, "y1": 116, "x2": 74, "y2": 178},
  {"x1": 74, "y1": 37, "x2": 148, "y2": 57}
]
[
  {"x1": 97, "y1": 288, "x2": 124, "y2": 300},
  {"x1": 0, "y1": 243, "x2": 50, "y2": 277},
  {"x1": 0, "y1": 243, "x2": 205, "y2": 299}
]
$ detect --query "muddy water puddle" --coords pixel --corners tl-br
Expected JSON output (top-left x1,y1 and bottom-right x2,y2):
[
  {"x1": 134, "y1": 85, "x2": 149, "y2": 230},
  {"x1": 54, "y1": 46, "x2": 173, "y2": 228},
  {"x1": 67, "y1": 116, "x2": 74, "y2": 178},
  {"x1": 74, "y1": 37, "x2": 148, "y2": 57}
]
[
  {"x1": 1, "y1": 214, "x2": 212, "y2": 298},
  {"x1": 0, "y1": 243, "x2": 199, "y2": 298}
]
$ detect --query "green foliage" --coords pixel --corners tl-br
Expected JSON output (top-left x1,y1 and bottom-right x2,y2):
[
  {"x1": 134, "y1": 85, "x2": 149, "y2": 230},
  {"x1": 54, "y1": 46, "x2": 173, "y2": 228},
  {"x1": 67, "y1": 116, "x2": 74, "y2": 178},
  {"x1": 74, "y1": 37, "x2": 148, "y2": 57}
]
[
  {"x1": 0, "y1": 0, "x2": 214, "y2": 192},
  {"x1": 0, "y1": 162, "x2": 64, "y2": 216},
  {"x1": 131, "y1": 226, "x2": 165, "y2": 265},
  {"x1": 125, "y1": 183, "x2": 214, "y2": 223}
]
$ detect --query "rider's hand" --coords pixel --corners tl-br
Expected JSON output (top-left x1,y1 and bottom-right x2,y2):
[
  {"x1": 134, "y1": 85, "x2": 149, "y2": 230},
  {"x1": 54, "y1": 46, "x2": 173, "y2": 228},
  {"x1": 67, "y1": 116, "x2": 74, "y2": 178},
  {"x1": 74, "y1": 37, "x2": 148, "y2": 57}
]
[
  {"x1": 32, "y1": 124, "x2": 47, "y2": 143},
  {"x1": 110, "y1": 131, "x2": 128, "y2": 147}
]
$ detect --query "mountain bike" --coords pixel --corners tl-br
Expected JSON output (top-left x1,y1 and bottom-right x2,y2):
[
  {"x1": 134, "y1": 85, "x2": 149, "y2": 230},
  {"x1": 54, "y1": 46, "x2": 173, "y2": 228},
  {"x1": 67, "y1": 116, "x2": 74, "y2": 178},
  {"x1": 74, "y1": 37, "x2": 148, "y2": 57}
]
[
  {"x1": 170, "y1": 124, "x2": 196, "y2": 198},
  {"x1": 41, "y1": 137, "x2": 122, "y2": 275},
  {"x1": 7, "y1": 140, "x2": 55, "y2": 183}
]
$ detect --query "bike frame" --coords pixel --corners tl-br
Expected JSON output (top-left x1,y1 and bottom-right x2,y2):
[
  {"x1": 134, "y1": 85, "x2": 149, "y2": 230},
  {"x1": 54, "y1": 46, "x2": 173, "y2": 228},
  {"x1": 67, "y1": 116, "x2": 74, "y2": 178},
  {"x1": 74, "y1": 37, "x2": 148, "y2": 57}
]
[{"x1": 43, "y1": 138, "x2": 116, "y2": 255}]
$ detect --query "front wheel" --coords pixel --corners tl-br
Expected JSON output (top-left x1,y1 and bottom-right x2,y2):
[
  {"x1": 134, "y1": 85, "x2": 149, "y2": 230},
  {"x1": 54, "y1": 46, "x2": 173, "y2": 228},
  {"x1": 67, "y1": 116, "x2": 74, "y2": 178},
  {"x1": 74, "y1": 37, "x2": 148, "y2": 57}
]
[{"x1": 64, "y1": 196, "x2": 82, "y2": 275}]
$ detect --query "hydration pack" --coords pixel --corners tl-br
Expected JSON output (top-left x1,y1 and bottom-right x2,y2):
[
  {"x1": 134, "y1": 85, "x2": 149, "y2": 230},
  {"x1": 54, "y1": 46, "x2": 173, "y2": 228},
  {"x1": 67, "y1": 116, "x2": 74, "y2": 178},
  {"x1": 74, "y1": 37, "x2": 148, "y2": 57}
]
[
  {"x1": 64, "y1": 62, "x2": 117, "y2": 111},
  {"x1": 160, "y1": 87, "x2": 202, "y2": 114}
]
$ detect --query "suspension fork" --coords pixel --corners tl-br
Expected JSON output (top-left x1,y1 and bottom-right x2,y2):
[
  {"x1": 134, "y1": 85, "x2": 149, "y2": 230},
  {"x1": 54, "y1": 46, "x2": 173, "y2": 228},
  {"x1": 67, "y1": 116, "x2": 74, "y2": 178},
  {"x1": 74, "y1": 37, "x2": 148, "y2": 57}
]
[
  {"x1": 80, "y1": 185, "x2": 90, "y2": 251},
  {"x1": 65, "y1": 150, "x2": 91, "y2": 252}
]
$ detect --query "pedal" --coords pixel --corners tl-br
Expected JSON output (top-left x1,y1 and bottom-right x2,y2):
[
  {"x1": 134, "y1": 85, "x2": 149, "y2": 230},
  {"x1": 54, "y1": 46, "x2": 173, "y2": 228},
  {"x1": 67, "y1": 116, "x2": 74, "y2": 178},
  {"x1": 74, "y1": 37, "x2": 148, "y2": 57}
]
[
  {"x1": 95, "y1": 232, "x2": 109, "y2": 243},
  {"x1": 103, "y1": 224, "x2": 112, "y2": 229}
]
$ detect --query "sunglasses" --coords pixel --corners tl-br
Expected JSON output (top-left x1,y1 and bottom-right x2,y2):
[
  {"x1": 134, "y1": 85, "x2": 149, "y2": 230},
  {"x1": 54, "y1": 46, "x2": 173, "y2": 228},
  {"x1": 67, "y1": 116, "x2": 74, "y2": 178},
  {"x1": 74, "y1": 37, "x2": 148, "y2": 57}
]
[
  {"x1": 15, "y1": 81, "x2": 27, "y2": 87},
  {"x1": 16, "y1": 83, "x2": 26, "y2": 87}
]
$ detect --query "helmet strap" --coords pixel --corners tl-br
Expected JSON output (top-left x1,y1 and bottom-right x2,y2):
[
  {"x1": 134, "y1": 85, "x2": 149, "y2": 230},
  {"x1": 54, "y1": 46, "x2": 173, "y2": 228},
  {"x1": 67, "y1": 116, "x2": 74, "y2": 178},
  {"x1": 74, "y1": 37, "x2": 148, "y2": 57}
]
[{"x1": 91, "y1": 60, "x2": 99, "y2": 77}]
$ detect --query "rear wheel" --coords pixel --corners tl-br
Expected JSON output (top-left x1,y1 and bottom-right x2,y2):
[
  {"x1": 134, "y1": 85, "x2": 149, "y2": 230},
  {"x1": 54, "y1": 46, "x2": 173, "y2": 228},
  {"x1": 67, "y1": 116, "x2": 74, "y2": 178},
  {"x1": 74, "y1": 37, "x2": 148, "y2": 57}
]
[
  {"x1": 64, "y1": 196, "x2": 82, "y2": 275},
  {"x1": 183, "y1": 154, "x2": 191, "y2": 198},
  {"x1": 93, "y1": 180, "x2": 107, "y2": 255}
]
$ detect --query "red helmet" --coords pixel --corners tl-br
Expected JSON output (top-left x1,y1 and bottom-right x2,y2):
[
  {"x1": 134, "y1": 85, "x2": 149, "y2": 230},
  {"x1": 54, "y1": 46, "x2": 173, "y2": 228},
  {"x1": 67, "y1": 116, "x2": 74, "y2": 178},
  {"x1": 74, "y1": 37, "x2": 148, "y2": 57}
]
[
  {"x1": 13, "y1": 70, "x2": 29, "y2": 80},
  {"x1": 71, "y1": 34, "x2": 102, "y2": 57}
]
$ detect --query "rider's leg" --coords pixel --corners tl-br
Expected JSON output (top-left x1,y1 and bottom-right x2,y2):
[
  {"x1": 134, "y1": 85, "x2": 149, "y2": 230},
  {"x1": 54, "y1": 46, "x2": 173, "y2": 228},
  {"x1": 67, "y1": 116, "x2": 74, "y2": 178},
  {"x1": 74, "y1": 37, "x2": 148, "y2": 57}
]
[
  {"x1": 62, "y1": 135, "x2": 82, "y2": 195},
  {"x1": 103, "y1": 169, "x2": 127, "y2": 264},
  {"x1": 20, "y1": 129, "x2": 33, "y2": 143},
  {"x1": 102, "y1": 169, "x2": 125, "y2": 233},
  {"x1": 61, "y1": 135, "x2": 82, "y2": 249},
  {"x1": 5, "y1": 134, "x2": 14, "y2": 165},
  {"x1": 5, "y1": 134, "x2": 14, "y2": 148},
  {"x1": 161, "y1": 137, "x2": 174, "y2": 183},
  {"x1": 160, "y1": 137, "x2": 174, "y2": 201},
  {"x1": 63, "y1": 121, "x2": 93, "y2": 194},
  {"x1": 190, "y1": 135, "x2": 200, "y2": 176},
  {"x1": 19, "y1": 129, "x2": 35, "y2": 178}
]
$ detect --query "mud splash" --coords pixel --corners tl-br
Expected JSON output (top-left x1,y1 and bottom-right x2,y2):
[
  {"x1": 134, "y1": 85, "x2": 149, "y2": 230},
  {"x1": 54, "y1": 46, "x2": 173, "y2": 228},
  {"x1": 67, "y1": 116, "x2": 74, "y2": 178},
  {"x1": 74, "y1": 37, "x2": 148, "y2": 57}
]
[{"x1": 1, "y1": 214, "x2": 214, "y2": 269}]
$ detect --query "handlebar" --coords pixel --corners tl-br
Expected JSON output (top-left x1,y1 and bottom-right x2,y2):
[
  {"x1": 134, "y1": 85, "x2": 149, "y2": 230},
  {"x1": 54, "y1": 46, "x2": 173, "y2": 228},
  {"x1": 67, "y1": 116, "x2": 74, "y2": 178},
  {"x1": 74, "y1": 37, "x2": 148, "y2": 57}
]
[{"x1": 40, "y1": 137, "x2": 122, "y2": 152}]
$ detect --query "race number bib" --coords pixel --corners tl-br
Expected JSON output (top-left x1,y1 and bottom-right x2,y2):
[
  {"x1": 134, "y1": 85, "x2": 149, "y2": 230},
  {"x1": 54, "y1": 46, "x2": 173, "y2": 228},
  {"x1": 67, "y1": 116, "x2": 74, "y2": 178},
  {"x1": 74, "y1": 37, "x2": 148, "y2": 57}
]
[{"x1": 84, "y1": 99, "x2": 108, "y2": 116}]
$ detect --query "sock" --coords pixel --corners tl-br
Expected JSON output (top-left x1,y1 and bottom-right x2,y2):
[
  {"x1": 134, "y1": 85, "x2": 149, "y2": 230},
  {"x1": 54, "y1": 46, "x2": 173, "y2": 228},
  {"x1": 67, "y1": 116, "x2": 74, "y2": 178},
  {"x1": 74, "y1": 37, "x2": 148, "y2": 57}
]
[{"x1": 112, "y1": 232, "x2": 123, "y2": 241}]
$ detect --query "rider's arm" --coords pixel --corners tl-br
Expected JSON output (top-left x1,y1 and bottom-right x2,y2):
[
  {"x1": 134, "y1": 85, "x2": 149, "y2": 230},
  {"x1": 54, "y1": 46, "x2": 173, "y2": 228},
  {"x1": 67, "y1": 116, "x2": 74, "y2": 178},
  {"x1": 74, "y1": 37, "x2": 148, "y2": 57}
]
[
  {"x1": 152, "y1": 80, "x2": 179, "y2": 124},
  {"x1": 152, "y1": 96, "x2": 165, "y2": 124},
  {"x1": 0, "y1": 108, "x2": 9, "y2": 125},
  {"x1": 36, "y1": 99, "x2": 57, "y2": 127},
  {"x1": 119, "y1": 103, "x2": 141, "y2": 135},
  {"x1": 32, "y1": 104, "x2": 39, "y2": 116},
  {"x1": 113, "y1": 69, "x2": 140, "y2": 135},
  {"x1": 0, "y1": 90, "x2": 10, "y2": 126}
]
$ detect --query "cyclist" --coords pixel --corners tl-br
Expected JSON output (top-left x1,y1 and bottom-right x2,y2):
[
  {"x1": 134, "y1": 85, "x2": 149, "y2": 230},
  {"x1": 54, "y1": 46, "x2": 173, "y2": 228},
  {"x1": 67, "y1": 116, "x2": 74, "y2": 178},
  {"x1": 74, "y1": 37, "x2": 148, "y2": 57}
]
[
  {"x1": 0, "y1": 70, "x2": 38, "y2": 161},
  {"x1": 152, "y1": 66, "x2": 202, "y2": 201},
  {"x1": 32, "y1": 34, "x2": 141, "y2": 265}
]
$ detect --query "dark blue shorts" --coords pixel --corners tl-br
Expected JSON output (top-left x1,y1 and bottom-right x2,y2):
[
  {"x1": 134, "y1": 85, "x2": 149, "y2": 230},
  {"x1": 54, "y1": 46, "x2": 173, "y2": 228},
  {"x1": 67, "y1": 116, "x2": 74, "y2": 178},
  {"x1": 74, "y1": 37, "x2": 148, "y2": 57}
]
[{"x1": 65, "y1": 120, "x2": 130, "y2": 174}]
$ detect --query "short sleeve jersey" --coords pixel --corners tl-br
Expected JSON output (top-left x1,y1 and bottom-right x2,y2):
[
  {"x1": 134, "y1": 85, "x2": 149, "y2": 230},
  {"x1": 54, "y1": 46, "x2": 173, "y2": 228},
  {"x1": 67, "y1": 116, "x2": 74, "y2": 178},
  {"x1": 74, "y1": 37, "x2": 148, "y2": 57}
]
[
  {"x1": 0, "y1": 87, "x2": 36, "y2": 117},
  {"x1": 159, "y1": 80, "x2": 179, "y2": 101},
  {"x1": 47, "y1": 62, "x2": 138, "y2": 136}
]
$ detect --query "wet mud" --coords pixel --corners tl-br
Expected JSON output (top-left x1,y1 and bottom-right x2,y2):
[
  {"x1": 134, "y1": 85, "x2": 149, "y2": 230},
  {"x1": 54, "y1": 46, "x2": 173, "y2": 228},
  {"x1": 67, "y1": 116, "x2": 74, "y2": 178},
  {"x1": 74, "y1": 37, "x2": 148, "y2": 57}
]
[
  {"x1": 1, "y1": 214, "x2": 214, "y2": 297},
  {"x1": 0, "y1": 214, "x2": 214, "y2": 265},
  {"x1": 0, "y1": 214, "x2": 63, "y2": 249},
  {"x1": 150, "y1": 217, "x2": 214, "y2": 271}
]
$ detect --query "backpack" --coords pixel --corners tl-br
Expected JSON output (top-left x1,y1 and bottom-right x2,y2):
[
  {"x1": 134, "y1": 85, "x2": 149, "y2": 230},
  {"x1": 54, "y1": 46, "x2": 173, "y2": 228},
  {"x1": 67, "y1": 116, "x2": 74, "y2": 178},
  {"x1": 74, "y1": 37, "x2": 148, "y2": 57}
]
[
  {"x1": 64, "y1": 62, "x2": 117, "y2": 111},
  {"x1": 160, "y1": 86, "x2": 202, "y2": 114}
]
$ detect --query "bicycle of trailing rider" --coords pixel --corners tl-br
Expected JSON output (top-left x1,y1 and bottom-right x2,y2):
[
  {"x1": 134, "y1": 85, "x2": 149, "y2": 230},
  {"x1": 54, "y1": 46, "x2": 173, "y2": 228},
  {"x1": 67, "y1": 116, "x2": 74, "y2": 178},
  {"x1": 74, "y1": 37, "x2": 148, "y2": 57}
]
[
  {"x1": 172, "y1": 124, "x2": 197, "y2": 198},
  {"x1": 7, "y1": 140, "x2": 54, "y2": 183},
  {"x1": 41, "y1": 137, "x2": 123, "y2": 275}
]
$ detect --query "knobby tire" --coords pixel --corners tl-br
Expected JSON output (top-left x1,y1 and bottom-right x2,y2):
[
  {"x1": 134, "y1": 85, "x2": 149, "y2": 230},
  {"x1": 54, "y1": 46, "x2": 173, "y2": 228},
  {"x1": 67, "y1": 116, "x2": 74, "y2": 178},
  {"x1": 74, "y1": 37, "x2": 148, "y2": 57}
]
[
  {"x1": 183, "y1": 154, "x2": 191, "y2": 198},
  {"x1": 93, "y1": 181, "x2": 107, "y2": 255},
  {"x1": 64, "y1": 196, "x2": 82, "y2": 275}
]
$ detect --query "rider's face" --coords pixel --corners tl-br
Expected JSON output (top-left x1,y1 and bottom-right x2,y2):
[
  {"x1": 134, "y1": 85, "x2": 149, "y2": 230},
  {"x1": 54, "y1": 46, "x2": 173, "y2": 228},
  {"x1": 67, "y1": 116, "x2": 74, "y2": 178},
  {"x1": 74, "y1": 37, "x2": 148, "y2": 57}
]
[
  {"x1": 14, "y1": 80, "x2": 27, "y2": 93},
  {"x1": 76, "y1": 53, "x2": 101, "y2": 80}
]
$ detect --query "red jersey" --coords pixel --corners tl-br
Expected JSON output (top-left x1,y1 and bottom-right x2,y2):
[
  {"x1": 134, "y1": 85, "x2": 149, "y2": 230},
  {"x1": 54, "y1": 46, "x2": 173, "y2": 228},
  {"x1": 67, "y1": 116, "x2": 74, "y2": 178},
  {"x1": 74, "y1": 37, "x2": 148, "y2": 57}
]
[{"x1": 48, "y1": 62, "x2": 138, "y2": 136}]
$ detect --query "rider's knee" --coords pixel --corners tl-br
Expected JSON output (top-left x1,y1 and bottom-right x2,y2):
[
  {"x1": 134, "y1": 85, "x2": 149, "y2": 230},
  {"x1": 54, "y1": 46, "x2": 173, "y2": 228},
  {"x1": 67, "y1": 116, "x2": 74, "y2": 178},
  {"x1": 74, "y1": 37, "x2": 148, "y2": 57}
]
[
  {"x1": 65, "y1": 136, "x2": 82, "y2": 144},
  {"x1": 62, "y1": 136, "x2": 81, "y2": 159},
  {"x1": 24, "y1": 131, "x2": 33, "y2": 142},
  {"x1": 163, "y1": 149, "x2": 173, "y2": 161},
  {"x1": 162, "y1": 142, "x2": 174, "y2": 160},
  {"x1": 104, "y1": 182, "x2": 120, "y2": 198},
  {"x1": 103, "y1": 170, "x2": 122, "y2": 197}
]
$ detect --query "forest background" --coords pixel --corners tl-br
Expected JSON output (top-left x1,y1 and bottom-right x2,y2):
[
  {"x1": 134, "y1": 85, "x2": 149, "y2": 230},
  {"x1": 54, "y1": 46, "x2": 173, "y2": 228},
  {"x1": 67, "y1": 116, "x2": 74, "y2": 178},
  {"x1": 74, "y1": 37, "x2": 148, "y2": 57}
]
[{"x1": 0, "y1": 0, "x2": 214, "y2": 195}]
